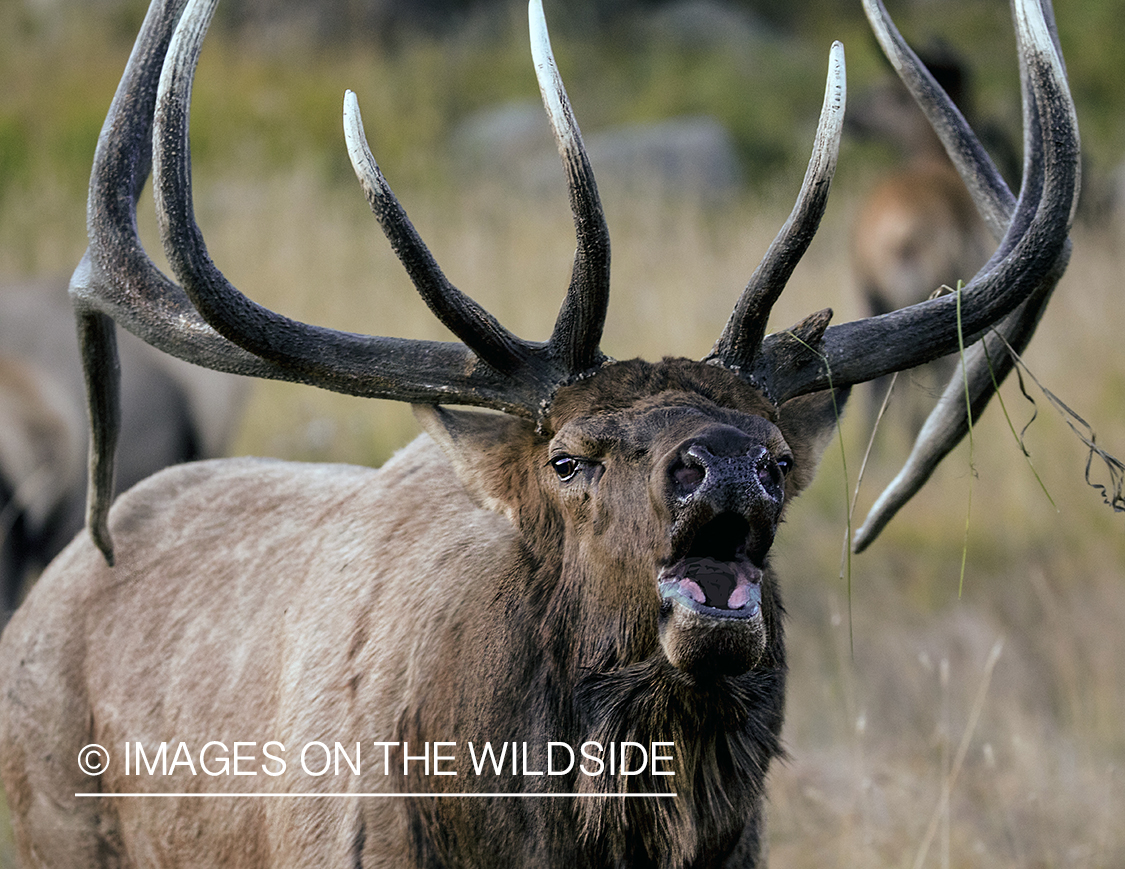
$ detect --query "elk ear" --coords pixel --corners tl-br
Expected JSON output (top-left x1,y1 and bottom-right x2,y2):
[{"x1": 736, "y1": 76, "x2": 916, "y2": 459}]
[
  {"x1": 776, "y1": 387, "x2": 849, "y2": 493},
  {"x1": 413, "y1": 405, "x2": 540, "y2": 516}
]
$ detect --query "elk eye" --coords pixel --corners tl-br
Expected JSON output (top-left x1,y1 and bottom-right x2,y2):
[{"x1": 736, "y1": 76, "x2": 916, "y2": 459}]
[
  {"x1": 551, "y1": 456, "x2": 580, "y2": 481},
  {"x1": 551, "y1": 455, "x2": 588, "y2": 482}
]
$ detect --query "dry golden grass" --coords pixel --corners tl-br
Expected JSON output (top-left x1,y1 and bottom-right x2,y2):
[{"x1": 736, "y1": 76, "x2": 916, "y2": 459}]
[{"x1": 1, "y1": 163, "x2": 1122, "y2": 866}]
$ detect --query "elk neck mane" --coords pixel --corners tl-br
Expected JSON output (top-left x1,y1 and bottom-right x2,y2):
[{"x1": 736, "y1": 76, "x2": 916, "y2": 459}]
[{"x1": 399, "y1": 358, "x2": 789, "y2": 866}]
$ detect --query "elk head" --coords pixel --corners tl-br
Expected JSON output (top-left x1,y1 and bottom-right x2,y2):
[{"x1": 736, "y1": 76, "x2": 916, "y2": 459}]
[{"x1": 416, "y1": 359, "x2": 841, "y2": 694}]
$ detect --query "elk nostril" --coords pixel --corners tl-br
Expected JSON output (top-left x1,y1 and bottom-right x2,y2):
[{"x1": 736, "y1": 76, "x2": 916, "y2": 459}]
[
  {"x1": 743, "y1": 446, "x2": 782, "y2": 500},
  {"x1": 757, "y1": 459, "x2": 783, "y2": 496},
  {"x1": 672, "y1": 462, "x2": 705, "y2": 494}
]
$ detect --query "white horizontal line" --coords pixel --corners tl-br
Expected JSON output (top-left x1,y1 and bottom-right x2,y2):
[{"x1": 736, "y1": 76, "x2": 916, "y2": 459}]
[{"x1": 75, "y1": 792, "x2": 677, "y2": 799}]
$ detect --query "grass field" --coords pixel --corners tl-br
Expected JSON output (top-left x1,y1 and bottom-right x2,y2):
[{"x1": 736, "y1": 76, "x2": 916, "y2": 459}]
[
  {"x1": 3, "y1": 167, "x2": 1121, "y2": 867},
  {"x1": 1, "y1": 2, "x2": 1124, "y2": 865}
]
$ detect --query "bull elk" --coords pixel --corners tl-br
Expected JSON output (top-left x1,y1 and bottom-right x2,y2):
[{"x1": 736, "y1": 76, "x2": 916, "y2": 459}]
[{"x1": 0, "y1": 0, "x2": 1077, "y2": 865}]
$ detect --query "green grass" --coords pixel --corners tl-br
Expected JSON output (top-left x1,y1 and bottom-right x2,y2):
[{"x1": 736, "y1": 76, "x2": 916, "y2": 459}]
[{"x1": 0, "y1": 787, "x2": 11, "y2": 869}]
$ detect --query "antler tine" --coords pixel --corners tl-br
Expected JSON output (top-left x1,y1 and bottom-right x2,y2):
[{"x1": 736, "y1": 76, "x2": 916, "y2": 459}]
[
  {"x1": 342, "y1": 91, "x2": 530, "y2": 376},
  {"x1": 72, "y1": 0, "x2": 293, "y2": 381},
  {"x1": 852, "y1": 253, "x2": 1067, "y2": 551},
  {"x1": 750, "y1": 0, "x2": 1077, "y2": 408},
  {"x1": 73, "y1": 310, "x2": 120, "y2": 563},
  {"x1": 709, "y1": 41, "x2": 846, "y2": 374},
  {"x1": 529, "y1": 0, "x2": 612, "y2": 377},
  {"x1": 850, "y1": 0, "x2": 1080, "y2": 549}
]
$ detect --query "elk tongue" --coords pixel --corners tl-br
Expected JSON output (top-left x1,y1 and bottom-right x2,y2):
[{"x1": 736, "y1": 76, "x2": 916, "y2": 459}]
[
  {"x1": 727, "y1": 574, "x2": 760, "y2": 611},
  {"x1": 660, "y1": 556, "x2": 762, "y2": 615}
]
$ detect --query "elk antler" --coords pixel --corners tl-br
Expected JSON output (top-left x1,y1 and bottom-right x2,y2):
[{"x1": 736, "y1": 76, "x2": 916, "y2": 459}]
[
  {"x1": 708, "y1": 0, "x2": 1075, "y2": 548},
  {"x1": 70, "y1": 0, "x2": 1075, "y2": 566},
  {"x1": 850, "y1": 0, "x2": 1075, "y2": 551},
  {"x1": 748, "y1": 0, "x2": 1074, "y2": 404},
  {"x1": 70, "y1": 0, "x2": 610, "y2": 562},
  {"x1": 709, "y1": 0, "x2": 1075, "y2": 549}
]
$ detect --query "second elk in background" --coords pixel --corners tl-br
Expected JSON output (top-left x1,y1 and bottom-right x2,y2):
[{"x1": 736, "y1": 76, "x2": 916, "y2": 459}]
[{"x1": 848, "y1": 47, "x2": 1017, "y2": 436}]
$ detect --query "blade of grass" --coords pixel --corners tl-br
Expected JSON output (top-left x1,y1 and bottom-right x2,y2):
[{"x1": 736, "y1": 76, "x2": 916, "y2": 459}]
[
  {"x1": 784, "y1": 329, "x2": 854, "y2": 655},
  {"x1": 911, "y1": 638, "x2": 1004, "y2": 869},
  {"x1": 990, "y1": 329, "x2": 1124, "y2": 514},
  {"x1": 844, "y1": 371, "x2": 898, "y2": 558},
  {"x1": 953, "y1": 283, "x2": 975, "y2": 598},
  {"x1": 981, "y1": 337, "x2": 1058, "y2": 511}
]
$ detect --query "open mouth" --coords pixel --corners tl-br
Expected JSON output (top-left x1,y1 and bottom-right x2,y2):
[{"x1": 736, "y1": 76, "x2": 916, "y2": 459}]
[{"x1": 658, "y1": 513, "x2": 764, "y2": 619}]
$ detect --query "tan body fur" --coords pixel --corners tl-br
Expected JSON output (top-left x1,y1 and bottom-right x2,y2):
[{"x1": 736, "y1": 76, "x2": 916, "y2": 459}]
[
  {"x1": 0, "y1": 280, "x2": 246, "y2": 614},
  {"x1": 852, "y1": 157, "x2": 991, "y2": 318},
  {"x1": 1, "y1": 439, "x2": 499, "y2": 866},
  {"x1": 847, "y1": 57, "x2": 999, "y2": 426}
]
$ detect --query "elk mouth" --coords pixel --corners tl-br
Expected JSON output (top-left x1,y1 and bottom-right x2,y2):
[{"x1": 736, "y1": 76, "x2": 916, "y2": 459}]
[
  {"x1": 657, "y1": 513, "x2": 763, "y2": 620},
  {"x1": 658, "y1": 557, "x2": 762, "y2": 617},
  {"x1": 656, "y1": 512, "x2": 770, "y2": 678}
]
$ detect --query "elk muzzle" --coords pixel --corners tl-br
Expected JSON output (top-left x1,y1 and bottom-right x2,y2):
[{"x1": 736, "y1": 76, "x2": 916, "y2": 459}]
[{"x1": 656, "y1": 426, "x2": 785, "y2": 678}]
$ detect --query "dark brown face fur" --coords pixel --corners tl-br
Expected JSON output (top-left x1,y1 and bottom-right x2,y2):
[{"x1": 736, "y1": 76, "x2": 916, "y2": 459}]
[{"x1": 422, "y1": 357, "x2": 842, "y2": 683}]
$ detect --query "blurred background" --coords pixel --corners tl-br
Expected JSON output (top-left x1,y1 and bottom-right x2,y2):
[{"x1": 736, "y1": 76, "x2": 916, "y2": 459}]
[{"x1": 1, "y1": 0, "x2": 1123, "y2": 865}]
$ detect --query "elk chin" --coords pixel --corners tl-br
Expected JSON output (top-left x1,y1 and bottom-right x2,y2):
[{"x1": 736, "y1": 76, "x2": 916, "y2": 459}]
[{"x1": 657, "y1": 556, "x2": 767, "y2": 678}]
